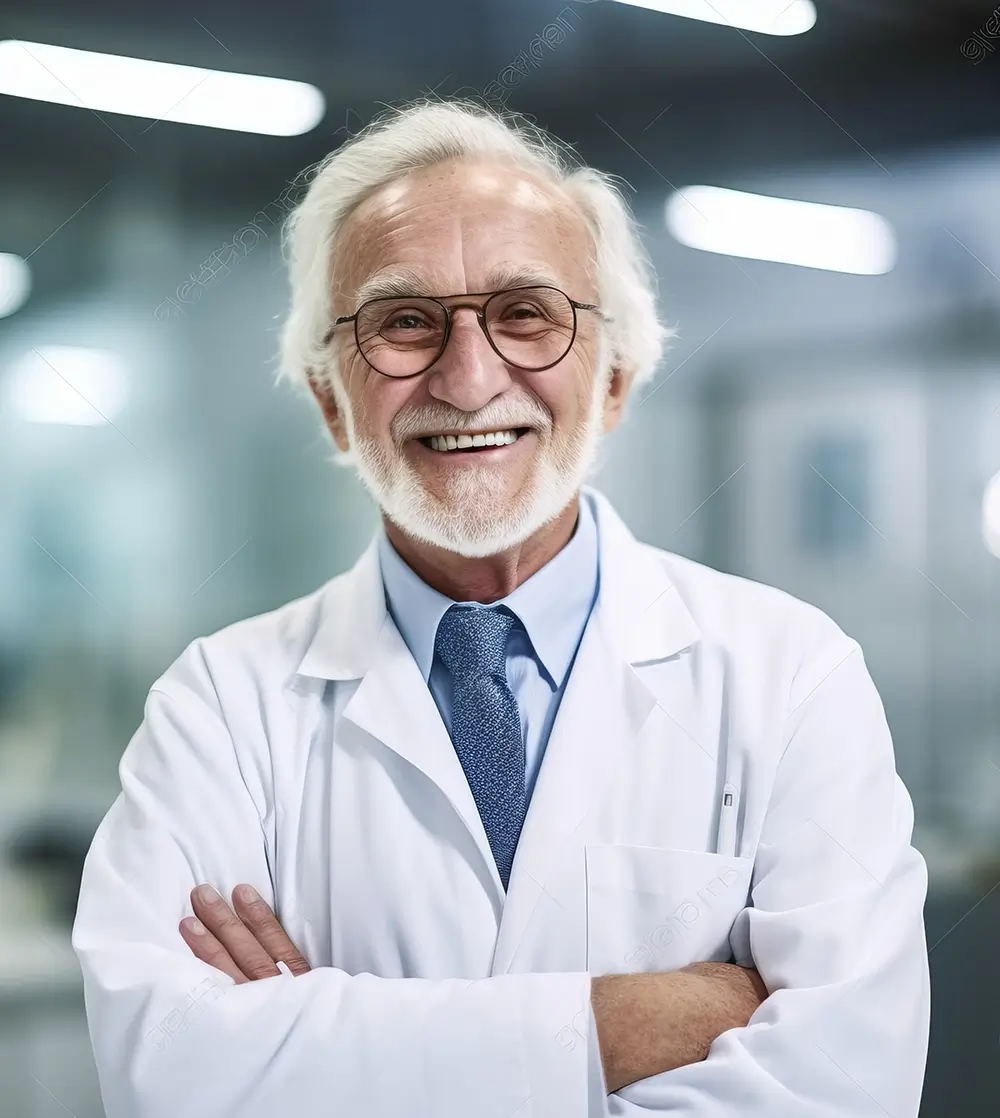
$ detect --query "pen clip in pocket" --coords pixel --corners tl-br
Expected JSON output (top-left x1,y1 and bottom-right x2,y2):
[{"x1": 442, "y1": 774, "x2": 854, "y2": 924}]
[{"x1": 715, "y1": 782, "x2": 740, "y2": 857}]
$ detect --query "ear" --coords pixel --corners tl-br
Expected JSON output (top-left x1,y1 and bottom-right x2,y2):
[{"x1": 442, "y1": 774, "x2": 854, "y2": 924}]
[
  {"x1": 306, "y1": 370, "x2": 351, "y2": 453},
  {"x1": 602, "y1": 364, "x2": 636, "y2": 434}
]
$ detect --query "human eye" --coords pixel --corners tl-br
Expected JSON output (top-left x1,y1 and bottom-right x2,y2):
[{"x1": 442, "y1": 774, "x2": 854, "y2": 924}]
[
  {"x1": 384, "y1": 308, "x2": 432, "y2": 330},
  {"x1": 374, "y1": 302, "x2": 440, "y2": 339},
  {"x1": 494, "y1": 293, "x2": 545, "y2": 324},
  {"x1": 492, "y1": 289, "x2": 566, "y2": 332},
  {"x1": 504, "y1": 302, "x2": 543, "y2": 321}
]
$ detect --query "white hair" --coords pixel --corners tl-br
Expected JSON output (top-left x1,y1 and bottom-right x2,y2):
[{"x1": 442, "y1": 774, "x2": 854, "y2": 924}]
[{"x1": 275, "y1": 96, "x2": 675, "y2": 401}]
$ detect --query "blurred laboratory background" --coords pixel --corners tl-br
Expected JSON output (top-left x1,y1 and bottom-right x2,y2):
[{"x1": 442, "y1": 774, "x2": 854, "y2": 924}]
[{"x1": 1, "y1": 0, "x2": 999, "y2": 1113}]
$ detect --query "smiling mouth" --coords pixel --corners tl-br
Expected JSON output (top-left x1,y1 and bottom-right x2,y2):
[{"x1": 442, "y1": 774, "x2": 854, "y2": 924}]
[{"x1": 416, "y1": 427, "x2": 532, "y2": 453}]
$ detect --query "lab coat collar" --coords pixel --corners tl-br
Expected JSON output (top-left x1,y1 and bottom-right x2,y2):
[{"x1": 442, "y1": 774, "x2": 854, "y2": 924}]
[
  {"x1": 585, "y1": 487, "x2": 703, "y2": 664},
  {"x1": 294, "y1": 485, "x2": 703, "y2": 682},
  {"x1": 295, "y1": 533, "x2": 387, "y2": 681}
]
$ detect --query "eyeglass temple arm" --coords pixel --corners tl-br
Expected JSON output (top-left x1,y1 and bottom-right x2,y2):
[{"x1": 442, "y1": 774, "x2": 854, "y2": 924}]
[
  {"x1": 322, "y1": 314, "x2": 357, "y2": 344},
  {"x1": 573, "y1": 301, "x2": 612, "y2": 323}
]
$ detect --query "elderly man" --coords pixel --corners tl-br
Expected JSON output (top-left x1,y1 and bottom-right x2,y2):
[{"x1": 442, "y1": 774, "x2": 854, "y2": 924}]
[{"x1": 73, "y1": 99, "x2": 930, "y2": 1118}]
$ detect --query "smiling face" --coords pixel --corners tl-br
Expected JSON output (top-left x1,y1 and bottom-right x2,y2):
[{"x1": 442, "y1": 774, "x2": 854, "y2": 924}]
[{"x1": 310, "y1": 157, "x2": 633, "y2": 558}]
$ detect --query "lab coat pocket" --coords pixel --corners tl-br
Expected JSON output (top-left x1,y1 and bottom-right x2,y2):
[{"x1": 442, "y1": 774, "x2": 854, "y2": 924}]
[{"x1": 585, "y1": 846, "x2": 754, "y2": 976}]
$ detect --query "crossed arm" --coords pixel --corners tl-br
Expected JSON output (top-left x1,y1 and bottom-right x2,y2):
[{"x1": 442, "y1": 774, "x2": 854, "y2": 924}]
[
  {"x1": 73, "y1": 633, "x2": 928, "y2": 1117},
  {"x1": 179, "y1": 882, "x2": 768, "y2": 1095}
]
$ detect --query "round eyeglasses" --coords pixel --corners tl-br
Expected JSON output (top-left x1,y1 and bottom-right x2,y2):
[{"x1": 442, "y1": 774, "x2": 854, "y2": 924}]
[{"x1": 324, "y1": 285, "x2": 606, "y2": 379}]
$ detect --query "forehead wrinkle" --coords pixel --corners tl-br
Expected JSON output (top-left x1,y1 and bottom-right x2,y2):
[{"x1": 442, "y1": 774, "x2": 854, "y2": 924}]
[
  {"x1": 332, "y1": 162, "x2": 596, "y2": 311},
  {"x1": 335, "y1": 201, "x2": 464, "y2": 306},
  {"x1": 355, "y1": 261, "x2": 568, "y2": 304}
]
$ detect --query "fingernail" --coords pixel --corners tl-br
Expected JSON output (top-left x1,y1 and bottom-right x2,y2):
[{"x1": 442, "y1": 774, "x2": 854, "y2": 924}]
[
  {"x1": 235, "y1": 885, "x2": 260, "y2": 904},
  {"x1": 185, "y1": 918, "x2": 207, "y2": 936},
  {"x1": 194, "y1": 885, "x2": 220, "y2": 904}
]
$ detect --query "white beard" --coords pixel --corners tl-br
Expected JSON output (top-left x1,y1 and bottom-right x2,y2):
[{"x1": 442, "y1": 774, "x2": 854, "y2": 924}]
[{"x1": 335, "y1": 340, "x2": 612, "y2": 558}]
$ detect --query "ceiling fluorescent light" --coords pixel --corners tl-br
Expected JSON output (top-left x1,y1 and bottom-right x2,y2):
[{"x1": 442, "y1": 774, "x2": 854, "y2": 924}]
[
  {"x1": 666, "y1": 186, "x2": 897, "y2": 274},
  {"x1": 0, "y1": 40, "x2": 325, "y2": 136},
  {"x1": 982, "y1": 471, "x2": 1000, "y2": 559},
  {"x1": 0, "y1": 253, "x2": 31, "y2": 318},
  {"x1": 7, "y1": 346, "x2": 128, "y2": 425},
  {"x1": 609, "y1": 0, "x2": 816, "y2": 36}
]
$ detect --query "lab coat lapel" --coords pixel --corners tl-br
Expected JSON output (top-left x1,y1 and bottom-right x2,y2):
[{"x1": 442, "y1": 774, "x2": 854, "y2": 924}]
[
  {"x1": 491, "y1": 489, "x2": 704, "y2": 974},
  {"x1": 294, "y1": 538, "x2": 505, "y2": 902}
]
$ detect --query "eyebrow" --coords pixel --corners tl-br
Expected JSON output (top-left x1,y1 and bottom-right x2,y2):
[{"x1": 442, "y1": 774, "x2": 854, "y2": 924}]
[{"x1": 352, "y1": 262, "x2": 565, "y2": 304}]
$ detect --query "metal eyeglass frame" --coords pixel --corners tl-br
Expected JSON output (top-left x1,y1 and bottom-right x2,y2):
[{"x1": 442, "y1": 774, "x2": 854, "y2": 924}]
[{"x1": 323, "y1": 285, "x2": 608, "y2": 379}]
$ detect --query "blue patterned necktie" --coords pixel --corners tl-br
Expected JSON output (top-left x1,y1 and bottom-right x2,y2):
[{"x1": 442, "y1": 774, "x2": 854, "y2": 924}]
[{"x1": 434, "y1": 605, "x2": 526, "y2": 890}]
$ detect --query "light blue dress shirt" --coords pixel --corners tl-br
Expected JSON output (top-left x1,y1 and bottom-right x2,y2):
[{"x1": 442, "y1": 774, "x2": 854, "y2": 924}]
[
  {"x1": 376, "y1": 490, "x2": 610, "y2": 1112},
  {"x1": 376, "y1": 491, "x2": 600, "y2": 806}
]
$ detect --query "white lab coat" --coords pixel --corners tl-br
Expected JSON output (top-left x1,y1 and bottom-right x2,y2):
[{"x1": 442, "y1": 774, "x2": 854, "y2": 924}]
[{"x1": 72, "y1": 487, "x2": 930, "y2": 1118}]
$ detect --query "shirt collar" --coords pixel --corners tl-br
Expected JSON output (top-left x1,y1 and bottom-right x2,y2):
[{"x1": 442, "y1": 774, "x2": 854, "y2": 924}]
[{"x1": 377, "y1": 493, "x2": 600, "y2": 689}]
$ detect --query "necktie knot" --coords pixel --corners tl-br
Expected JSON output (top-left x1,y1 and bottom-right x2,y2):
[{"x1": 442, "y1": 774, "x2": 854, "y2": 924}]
[{"x1": 434, "y1": 605, "x2": 516, "y2": 682}]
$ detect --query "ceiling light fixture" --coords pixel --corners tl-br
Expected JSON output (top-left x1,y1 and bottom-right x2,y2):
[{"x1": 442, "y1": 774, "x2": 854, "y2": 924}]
[
  {"x1": 607, "y1": 0, "x2": 817, "y2": 36},
  {"x1": 666, "y1": 186, "x2": 897, "y2": 274},
  {"x1": 0, "y1": 253, "x2": 31, "y2": 318},
  {"x1": 0, "y1": 40, "x2": 325, "y2": 136},
  {"x1": 982, "y1": 470, "x2": 1000, "y2": 559}
]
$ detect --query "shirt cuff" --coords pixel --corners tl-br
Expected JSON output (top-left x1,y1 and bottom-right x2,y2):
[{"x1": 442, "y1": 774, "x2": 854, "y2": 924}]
[{"x1": 587, "y1": 999, "x2": 611, "y2": 1117}]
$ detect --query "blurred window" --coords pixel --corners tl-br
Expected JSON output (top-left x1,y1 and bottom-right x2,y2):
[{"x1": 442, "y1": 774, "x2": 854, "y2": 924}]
[{"x1": 798, "y1": 432, "x2": 872, "y2": 555}]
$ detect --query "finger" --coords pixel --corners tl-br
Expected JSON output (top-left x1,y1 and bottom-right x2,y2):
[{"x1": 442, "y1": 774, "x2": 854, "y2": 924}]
[
  {"x1": 191, "y1": 885, "x2": 282, "y2": 982},
  {"x1": 231, "y1": 885, "x2": 311, "y2": 976},
  {"x1": 178, "y1": 916, "x2": 247, "y2": 985}
]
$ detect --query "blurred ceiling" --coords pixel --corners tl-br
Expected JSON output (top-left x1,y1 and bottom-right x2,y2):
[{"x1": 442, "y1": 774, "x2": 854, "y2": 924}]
[{"x1": 1, "y1": 0, "x2": 998, "y2": 216}]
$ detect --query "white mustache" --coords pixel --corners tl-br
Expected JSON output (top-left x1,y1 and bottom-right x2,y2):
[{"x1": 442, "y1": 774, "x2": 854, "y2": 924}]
[{"x1": 392, "y1": 398, "x2": 551, "y2": 442}]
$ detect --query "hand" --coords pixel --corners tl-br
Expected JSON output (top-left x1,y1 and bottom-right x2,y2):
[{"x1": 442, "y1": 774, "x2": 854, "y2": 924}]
[{"x1": 179, "y1": 883, "x2": 311, "y2": 984}]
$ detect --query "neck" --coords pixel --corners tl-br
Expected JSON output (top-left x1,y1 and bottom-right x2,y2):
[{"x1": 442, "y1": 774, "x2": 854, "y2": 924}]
[{"x1": 383, "y1": 496, "x2": 581, "y2": 603}]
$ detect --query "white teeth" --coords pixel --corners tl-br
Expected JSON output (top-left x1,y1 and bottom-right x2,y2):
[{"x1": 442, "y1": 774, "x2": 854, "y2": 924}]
[{"x1": 426, "y1": 429, "x2": 522, "y2": 453}]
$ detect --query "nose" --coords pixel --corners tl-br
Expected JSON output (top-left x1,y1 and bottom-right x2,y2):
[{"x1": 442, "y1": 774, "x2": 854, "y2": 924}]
[{"x1": 425, "y1": 307, "x2": 513, "y2": 412}]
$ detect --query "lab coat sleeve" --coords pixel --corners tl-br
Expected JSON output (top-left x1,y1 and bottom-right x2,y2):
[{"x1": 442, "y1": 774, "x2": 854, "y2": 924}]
[
  {"x1": 595, "y1": 635, "x2": 930, "y2": 1117},
  {"x1": 72, "y1": 639, "x2": 595, "y2": 1118}
]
